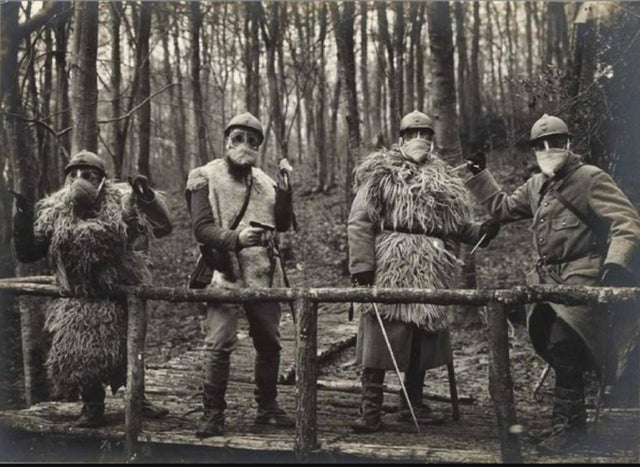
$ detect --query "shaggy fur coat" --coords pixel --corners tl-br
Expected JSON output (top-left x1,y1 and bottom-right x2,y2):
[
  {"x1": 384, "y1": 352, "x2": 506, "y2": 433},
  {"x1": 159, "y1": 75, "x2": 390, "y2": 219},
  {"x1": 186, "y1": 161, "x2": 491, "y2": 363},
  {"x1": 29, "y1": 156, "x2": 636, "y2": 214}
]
[
  {"x1": 34, "y1": 182, "x2": 153, "y2": 396},
  {"x1": 352, "y1": 147, "x2": 474, "y2": 332}
]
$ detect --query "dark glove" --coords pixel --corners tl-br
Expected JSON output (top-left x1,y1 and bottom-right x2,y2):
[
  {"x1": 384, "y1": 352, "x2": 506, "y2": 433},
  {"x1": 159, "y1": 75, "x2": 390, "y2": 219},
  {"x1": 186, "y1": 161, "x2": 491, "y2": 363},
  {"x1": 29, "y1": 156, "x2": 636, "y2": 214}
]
[
  {"x1": 600, "y1": 264, "x2": 635, "y2": 287},
  {"x1": 478, "y1": 219, "x2": 500, "y2": 247},
  {"x1": 9, "y1": 189, "x2": 33, "y2": 215},
  {"x1": 351, "y1": 271, "x2": 374, "y2": 287},
  {"x1": 129, "y1": 174, "x2": 155, "y2": 202},
  {"x1": 465, "y1": 151, "x2": 486, "y2": 175}
]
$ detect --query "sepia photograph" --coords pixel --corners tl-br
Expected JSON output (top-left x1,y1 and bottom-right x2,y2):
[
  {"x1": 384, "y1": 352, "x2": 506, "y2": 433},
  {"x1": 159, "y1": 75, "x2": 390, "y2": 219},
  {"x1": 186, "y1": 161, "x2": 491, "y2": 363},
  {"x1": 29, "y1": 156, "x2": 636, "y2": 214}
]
[{"x1": 0, "y1": 0, "x2": 638, "y2": 463}]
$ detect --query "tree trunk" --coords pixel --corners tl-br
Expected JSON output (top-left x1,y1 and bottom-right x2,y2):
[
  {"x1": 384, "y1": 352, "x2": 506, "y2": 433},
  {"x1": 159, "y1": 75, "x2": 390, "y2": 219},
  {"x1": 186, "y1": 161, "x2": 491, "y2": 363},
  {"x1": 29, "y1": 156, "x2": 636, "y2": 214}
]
[
  {"x1": 40, "y1": 28, "x2": 54, "y2": 193},
  {"x1": 244, "y1": 2, "x2": 261, "y2": 117},
  {"x1": 360, "y1": 2, "x2": 371, "y2": 144},
  {"x1": 376, "y1": 4, "x2": 398, "y2": 137},
  {"x1": 469, "y1": 1, "x2": 482, "y2": 150},
  {"x1": 109, "y1": 2, "x2": 125, "y2": 178},
  {"x1": 70, "y1": 1, "x2": 99, "y2": 154},
  {"x1": 525, "y1": 2, "x2": 533, "y2": 79},
  {"x1": 328, "y1": 77, "x2": 341, "y2": 187},
  {"x1": 136, "y1": 1, "x2": 152, "y2": 179},
  {"x1": 426, "y1": 1, "x2": 460, "y2": 164},
  {"x1": 260, "y1": 2, "x2": 288, "y2": 159},
  {"x1": 393, "y1": 2, "x2": 405, "y2": 116},
  {"x1": 330, "y1": 2, "x2": 360, "y2": 211},
  {"x1": 315, "y1": 3, "x2": 329, "y2": 192},
  {"x1": 172, "y1": 16, "x2": 189, "y2": 172},
  {"x1": 415, "y1": 4, "x2": 426, "y2": 113},
  {"x1": 190, "y1": 1, "x2": 209, "y2": 166},
  {"x1": 54, "y1": 14, "x2": 71, "y2": 182},
  {"x1": 454, "y1": 2, "x2": 469, "y2": 150}
]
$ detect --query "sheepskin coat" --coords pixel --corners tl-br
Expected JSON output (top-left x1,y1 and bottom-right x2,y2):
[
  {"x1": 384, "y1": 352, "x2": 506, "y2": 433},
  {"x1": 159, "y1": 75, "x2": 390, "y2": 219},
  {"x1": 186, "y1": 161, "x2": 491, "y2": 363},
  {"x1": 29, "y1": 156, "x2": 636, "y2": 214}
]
[
  {"x1": 348, "y1": 147, "x2": 480, "y2": 370},
  {"x1": 186, "y1": 158, "x2": 283, "y2": 289},
  {"x1": 33, "y1": 182, "x2": 164, "y2": 396}
]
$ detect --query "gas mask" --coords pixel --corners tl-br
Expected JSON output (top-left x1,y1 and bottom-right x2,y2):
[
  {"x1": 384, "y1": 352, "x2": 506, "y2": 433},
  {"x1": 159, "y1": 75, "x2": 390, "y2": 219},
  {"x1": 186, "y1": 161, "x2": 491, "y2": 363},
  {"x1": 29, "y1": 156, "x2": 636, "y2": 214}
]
[
  {"x1": 67, "y1": 168, "x2": 105, "y2": 209},
  {"x1": 226, "y1": 129, "x2": 260, "y2": 169},
  {"x1": 400, "y1": 137, "x2": 434, "y2": 164},
  {"x1": 534, "y1": 140, "x2": 570, "y2": 177}
]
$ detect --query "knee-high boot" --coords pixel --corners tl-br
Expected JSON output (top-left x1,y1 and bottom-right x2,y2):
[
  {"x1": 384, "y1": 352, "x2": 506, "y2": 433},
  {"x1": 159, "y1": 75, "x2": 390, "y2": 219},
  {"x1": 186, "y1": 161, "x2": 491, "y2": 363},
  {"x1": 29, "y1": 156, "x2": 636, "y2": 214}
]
[
  {"x1": 196, "y1": 350, "x2": 230, "y2": 438},
  {"x1": 254, "y1": 350, "x2": 294, "y2": 427},
  {"x1": 351, "y1": 368, "x2": 385, "y2": 433},
  {"x1": 397, "y1": 369, "x2": 445, "y2": 424}
]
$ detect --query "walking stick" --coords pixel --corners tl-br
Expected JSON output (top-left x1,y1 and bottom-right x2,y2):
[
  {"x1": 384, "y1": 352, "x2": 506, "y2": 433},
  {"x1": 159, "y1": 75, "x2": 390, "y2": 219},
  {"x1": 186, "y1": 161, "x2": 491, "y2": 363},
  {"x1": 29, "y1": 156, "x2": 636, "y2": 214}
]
[{"x1": 371, "y1": 301, "x2": 420, "y2": 433}]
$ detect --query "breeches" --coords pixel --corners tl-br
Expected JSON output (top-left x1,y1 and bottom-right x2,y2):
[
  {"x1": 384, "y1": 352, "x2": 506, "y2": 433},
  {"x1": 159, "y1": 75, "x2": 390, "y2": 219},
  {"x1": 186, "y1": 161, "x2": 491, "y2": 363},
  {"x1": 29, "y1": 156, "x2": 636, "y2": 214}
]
[{"x1": 203, "y1": 301, "x2": 282, "y2": 354}]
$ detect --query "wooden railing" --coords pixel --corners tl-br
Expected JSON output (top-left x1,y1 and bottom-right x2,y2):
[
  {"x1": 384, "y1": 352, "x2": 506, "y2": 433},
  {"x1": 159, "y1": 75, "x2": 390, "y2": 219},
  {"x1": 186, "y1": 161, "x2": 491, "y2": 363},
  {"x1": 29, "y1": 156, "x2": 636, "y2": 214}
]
[{"x1": 1, "y1": 277, "x2": 639, "y2": 463}]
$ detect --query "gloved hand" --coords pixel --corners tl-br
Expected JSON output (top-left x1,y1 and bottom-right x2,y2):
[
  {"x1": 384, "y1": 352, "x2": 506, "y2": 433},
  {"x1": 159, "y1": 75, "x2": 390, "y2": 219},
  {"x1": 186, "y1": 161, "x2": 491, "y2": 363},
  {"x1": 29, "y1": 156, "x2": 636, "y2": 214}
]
[
  {"x1": 351, "y1": 271, "x2": 374, "y2": 287},
  {"x1": 9, "y1": 189, "x2": 33, "y2": 215},
  {"x1": 128, "y1": 174, "x2": 155, "y2": 202},
  {"x1": 600, "y1": 263, "x2": 635, "y2": 287},
  {"x1": 465, "y1": 151, "x2": 486, "y2": 175},
  {"x1": 277, "y1": 158, "x2": 293, "y2": 190},
  {"x1": 478, "y1": 219, "x2": 500, "y2": 247},
  {"x1": 278, "y1": 158, "x2": 293, "y2": 178}
]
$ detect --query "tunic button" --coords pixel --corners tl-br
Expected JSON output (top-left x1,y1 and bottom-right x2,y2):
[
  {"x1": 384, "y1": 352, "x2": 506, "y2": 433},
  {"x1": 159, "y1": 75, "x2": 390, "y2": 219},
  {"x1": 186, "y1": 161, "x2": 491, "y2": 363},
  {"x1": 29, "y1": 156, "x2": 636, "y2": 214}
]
[
  {"x1": 539, "y1": 237, "x2": 544, "y2": 243},
  {"x1": 540, "y1": 219, "x2": 545, "y2": 223},
  {"x1": 544, "y1": 202, "x2": 549, "y2": 207},
  {"x1": 562, "y1": 221, "x2": 567, "y2": 226}
]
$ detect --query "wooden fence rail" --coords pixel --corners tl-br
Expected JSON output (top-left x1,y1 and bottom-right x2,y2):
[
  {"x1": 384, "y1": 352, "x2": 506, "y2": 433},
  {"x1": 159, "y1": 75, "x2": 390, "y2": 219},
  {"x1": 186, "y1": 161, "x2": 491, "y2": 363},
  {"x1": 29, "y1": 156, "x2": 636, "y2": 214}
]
[{"x1": 1, "y1": 277, "x2": 639, "y2": 463}]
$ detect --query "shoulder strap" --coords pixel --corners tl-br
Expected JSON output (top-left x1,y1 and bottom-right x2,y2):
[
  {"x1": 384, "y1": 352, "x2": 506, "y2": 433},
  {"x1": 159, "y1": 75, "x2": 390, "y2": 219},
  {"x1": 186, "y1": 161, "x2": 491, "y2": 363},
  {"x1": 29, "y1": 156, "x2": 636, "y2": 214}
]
[
  {"x1": 549, "y1": 187, "x2": 594, "y2": 231},
  {"x1": 229, "y1": 175, "x2": 253, "y2": 230},
  {"x1": 548, "y1": 169, "x2": 606, "y2": 249}
]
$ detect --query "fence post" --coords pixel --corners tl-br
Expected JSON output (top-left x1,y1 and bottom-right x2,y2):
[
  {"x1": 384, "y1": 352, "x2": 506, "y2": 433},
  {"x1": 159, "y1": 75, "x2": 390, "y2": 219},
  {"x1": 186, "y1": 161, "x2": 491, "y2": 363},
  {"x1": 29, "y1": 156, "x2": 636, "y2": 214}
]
[
  {"x1": 18, "y1": 296, "x2": 49, "y2": 406},
  {"x1": 294, "y1": 296, "x2": 317, "y2": 460},
  {"x1": 486, "y1": 302, "x2": 522, "y2": 463},
  {"x1": 125, "y1": 295, "x2": 147, "y2": 462}
]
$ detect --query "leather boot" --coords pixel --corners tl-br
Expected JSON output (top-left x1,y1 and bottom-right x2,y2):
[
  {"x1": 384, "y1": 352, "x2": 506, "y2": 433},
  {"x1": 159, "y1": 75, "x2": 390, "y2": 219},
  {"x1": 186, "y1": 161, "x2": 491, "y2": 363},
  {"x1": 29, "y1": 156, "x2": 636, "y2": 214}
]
[
  {"x1": 351, "y1": 368, "x2": 385, "y2": 433},
  {"x1": 254, "y1": 350, "x2": 294, "y2": 427},
  {"x1": 196, "y1": 350, "x2": 229, "y2": 438},
  {"x1": 396, "y1": 369, "x2": 446, "y2": 425},
  {"x1": 77, "y1": 381, "x2": 107, "y2": 428},
  {"x1": 536, "y1": 384, "x2": 587, "y2": 454}
]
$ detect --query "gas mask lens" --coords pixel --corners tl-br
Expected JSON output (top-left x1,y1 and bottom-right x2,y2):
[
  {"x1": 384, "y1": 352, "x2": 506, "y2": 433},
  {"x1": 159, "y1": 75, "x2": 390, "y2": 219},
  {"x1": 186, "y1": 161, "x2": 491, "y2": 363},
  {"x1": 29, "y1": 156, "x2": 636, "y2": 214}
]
[
  {"x1": 229, "y1": 130, "x2": 261, "y2": 149},
  {"x1": 68, "y1": 168, "x2": 103, "y2": 185}
]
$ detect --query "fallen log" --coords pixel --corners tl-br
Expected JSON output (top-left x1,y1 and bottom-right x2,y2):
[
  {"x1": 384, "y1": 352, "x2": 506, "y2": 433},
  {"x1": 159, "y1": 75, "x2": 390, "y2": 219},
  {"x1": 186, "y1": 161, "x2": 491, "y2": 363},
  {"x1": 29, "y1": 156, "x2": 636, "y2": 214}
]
[{"x1": 279, "y1": 334, "x2": 357, "y2": 384}]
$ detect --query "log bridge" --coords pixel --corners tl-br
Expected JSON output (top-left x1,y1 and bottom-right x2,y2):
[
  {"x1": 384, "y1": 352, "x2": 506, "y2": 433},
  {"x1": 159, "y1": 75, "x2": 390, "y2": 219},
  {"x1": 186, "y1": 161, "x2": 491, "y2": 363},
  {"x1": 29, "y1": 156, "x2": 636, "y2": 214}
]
[{"x1": 0, "y1": 278, "x2": 638, "y2": 463}]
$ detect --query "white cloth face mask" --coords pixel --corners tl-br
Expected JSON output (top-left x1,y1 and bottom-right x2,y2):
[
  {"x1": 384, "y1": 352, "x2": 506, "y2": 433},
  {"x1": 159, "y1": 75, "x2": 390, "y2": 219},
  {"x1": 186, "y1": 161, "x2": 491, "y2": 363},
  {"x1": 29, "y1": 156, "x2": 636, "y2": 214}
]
[{"x1": 535, "y1": 140, "x2": 570, "y2": 176}]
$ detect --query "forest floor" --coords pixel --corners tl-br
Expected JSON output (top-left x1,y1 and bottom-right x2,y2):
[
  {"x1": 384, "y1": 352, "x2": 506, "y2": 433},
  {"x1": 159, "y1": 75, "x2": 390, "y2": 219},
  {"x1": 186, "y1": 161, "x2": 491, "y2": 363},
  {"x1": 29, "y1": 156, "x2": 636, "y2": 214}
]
[{"x1": 0, "y1": 154, "x2": 636, "y2": 462}]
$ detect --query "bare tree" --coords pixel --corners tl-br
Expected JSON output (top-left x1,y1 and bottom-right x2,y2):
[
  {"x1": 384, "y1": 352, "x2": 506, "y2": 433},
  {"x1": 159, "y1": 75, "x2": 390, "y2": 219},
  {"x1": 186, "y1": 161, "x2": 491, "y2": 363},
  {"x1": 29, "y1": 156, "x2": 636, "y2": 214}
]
[
  {"x1": 426, "y1": 1, "x2": 459, "y2": 164},
  {"x1": 136, "y1": 1, "x2": 152, "y2": 179},
  {"x1": 330, "y1": 2, "x2": 360, "y2": 211},
  {"x1": 190, "y1": 2, "x2": 209, "y2": 165},
  {"x1": 70, "y1": 1, "x2": 99, "y2": 154}
]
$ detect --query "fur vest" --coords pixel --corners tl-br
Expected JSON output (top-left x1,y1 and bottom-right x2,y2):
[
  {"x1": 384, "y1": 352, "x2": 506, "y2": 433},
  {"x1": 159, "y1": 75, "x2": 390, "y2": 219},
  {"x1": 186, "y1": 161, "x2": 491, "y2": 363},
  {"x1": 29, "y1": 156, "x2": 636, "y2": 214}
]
[
  {"x1": 33, "y1": 182, "x2": 152, "y2": 396},
  {"x1": 353, "y1": 147, "x2": 474, "y2": 331},
  {"x1": 186, "y1": 158, "x2": 282, "y2": 289}
]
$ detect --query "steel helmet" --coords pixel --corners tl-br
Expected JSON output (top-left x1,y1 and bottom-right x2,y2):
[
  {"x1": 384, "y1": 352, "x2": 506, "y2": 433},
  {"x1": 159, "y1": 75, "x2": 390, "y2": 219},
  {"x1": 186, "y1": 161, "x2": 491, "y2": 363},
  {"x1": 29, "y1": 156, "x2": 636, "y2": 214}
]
[
  {"x1": 399, "y1": 110, "x2": 434, "y2": 136},
  {"x1": 530, "y1": 114, "x2": 570, "y2": 142},
  {"x1": 224, "y1": 112, "x2": 264, "y2": 145},
  {"x1": 64, "y1": 150, "x2": 107, "y2": 177}
]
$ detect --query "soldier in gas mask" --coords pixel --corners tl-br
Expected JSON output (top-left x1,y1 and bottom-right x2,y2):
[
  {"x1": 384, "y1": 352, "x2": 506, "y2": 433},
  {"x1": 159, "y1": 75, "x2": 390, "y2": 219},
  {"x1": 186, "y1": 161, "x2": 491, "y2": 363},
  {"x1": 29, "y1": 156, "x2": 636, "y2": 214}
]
[
  {"x1": 186, "y1": 112, "x2": 296, "y2": 438},
  {"x1": 464, "y1": 114, "x2": 640, "y2": 452},
  {"x1": 12, "y1": 150, "x2": 173, "y2": 427},
  {"x1": 347, "y1": 110, "x2": 499, "y2": 433}
]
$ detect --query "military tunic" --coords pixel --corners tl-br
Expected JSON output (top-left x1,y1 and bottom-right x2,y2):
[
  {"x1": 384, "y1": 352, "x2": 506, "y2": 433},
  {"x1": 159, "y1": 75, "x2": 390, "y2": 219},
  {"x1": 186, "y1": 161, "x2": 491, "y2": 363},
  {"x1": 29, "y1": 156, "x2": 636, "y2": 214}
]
[{"x1": 465, "y1": 153, "x2": 640, "y2": 379}]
